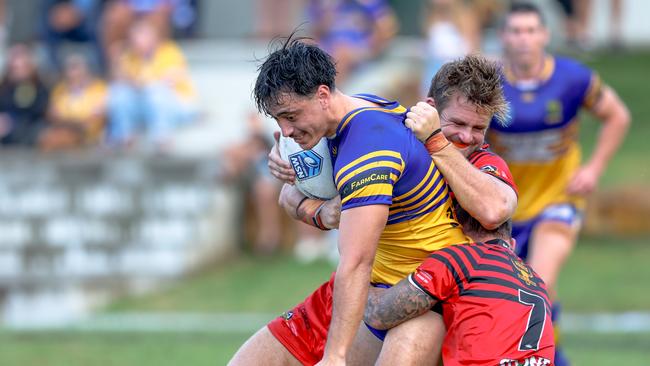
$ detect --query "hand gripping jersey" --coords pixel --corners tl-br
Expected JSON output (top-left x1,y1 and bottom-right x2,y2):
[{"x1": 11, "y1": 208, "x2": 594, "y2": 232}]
[
  {"x1": 467, "y1": 144, "x2": 519, "y2": 196},
  {"x1": 487, "y1": 56, "x2": 602, "y2": 221},
  {"x1": 329, "y1": 94, "x2": 469, "y2": 284},
  {"x1": 410, "y1": 240, "x2": 555, "y2": 366}
]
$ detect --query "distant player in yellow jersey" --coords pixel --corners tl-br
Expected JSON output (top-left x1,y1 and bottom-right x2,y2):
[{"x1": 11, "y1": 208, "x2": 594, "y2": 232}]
[{"x1": 488, "y1": 3, "x2": 630, "y2": 365}]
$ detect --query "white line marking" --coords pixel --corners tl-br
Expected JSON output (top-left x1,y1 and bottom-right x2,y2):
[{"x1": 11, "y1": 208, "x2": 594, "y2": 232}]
[
  {"x1": 7, "y1": 312, "x2": 650, "y2": 334},
  {"x1": 561, "y1": 312, "x2": 650, "y2": 333}
]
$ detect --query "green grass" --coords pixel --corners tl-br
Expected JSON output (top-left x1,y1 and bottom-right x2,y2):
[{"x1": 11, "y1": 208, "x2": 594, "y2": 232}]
[
  {"x1": 558, "y1": 236, "x2": 650, "y2": 312},
  {"x1": 1, "y1": 330, "x2": 648, "y2": 366},
  {"x1": 563, "y1": 332, "x2": 650, "y2": 364},
  {"x1": 0, "y1": 331, "x2": 248, "y2": 366},
  {"x1": 108, "y1": 254, "x2": 335, "y2": 313}
]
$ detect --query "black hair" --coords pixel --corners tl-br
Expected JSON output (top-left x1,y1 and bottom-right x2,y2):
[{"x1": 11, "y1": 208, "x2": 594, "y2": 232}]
[
  {"x1": 454, "y1": 202, "x2": 512, "y2": 242},
  {"x1": 505, "y1": 2, "x2": 546, "y2": 26},
  {"x1": 253, "y1": 32, "x2": 337, "y2": 117}
]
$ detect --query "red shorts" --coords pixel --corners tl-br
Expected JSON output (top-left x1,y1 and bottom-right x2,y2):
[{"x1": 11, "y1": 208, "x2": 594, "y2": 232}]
[{"x1": 267, "y1": 272, "x2": 335, "y2": 366}]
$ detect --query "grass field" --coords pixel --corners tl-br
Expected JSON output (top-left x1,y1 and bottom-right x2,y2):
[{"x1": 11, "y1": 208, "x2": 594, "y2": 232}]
[
  {"x1": 1, "y1": 50, "x2": 648, "y2": 365},
  {"x1": 0, "y1": 331, "x2": 648, "y2": 366}
]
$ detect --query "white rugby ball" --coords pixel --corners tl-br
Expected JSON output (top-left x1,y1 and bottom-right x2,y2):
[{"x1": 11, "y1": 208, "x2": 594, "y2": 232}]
[{"x1": 279, "y1": 136, "x2": 338, "y2": 200}]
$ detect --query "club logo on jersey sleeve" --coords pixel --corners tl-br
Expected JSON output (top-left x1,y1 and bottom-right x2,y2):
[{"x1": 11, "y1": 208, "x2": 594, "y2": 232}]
[{"x1": 289, "y1": 150, "x2": 324, "y2": 181}]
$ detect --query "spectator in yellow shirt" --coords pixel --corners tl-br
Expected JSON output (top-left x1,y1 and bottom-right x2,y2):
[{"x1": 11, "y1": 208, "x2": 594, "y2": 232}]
[
  {"x1": 108, "y1": 19, "x2": 197, "y2": 149},
  {"x1": 40, "y1": 54, "x2": 107, "y2": 150}
]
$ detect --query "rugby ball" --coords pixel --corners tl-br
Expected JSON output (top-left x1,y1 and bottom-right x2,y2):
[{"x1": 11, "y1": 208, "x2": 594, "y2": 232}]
[{"x1": 279, "y1": 136, "x2": 338, "y2": 200}]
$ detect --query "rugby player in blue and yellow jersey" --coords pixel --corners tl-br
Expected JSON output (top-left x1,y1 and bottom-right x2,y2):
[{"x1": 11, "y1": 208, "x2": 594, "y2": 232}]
[
  {"x1": 230, "y1": 36, "x2": 471, "y2": 366},
  {"x1": 488, "y1": 3, "x2": 631, "y2": 365},
  {"x1": 231, "y1": 41, "x2": 515, "y2": 365}
]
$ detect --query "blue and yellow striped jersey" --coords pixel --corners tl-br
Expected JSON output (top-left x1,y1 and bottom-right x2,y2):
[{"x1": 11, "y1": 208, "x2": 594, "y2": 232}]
[
  {"x1": 488, "y1": 56, "x2": 602, "y2": 221},
  {"x1": 329, "y1": 94, "x2": 469, "y2": 284}
]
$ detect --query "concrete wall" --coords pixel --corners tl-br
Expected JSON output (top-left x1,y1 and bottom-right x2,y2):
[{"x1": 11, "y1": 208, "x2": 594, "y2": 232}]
[{"x1": 0, "y1": 151, "x2": 237, "y2": 327}]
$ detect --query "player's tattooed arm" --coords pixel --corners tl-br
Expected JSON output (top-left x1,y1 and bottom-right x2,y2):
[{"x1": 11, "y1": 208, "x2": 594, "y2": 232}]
[{"x1": 364, "y1": 277, "x2": 437, "y2": 330}]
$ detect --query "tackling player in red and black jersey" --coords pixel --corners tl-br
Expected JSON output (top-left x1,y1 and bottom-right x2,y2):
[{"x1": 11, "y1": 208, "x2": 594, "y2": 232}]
[{"x1": 364, "y1": 204, "x2": 555, "y2": 366}]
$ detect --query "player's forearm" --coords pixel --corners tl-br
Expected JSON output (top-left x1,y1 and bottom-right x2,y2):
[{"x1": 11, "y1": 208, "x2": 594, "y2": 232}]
[
  {"x1": 324, "y1": 260, "x2": 373, "y2": 361},
  {"x1": 323, "y1": 206, "x2": 385, "y2": 361},
  {"x1": 432, "y1": 145, "x2": 516, "y2": 229},
  {"x1": 364, "y1": 278, "x2": 434, "y2": 330},
  {"x1": 588, "y1": 94, "x2": 630, "y2": 175}
]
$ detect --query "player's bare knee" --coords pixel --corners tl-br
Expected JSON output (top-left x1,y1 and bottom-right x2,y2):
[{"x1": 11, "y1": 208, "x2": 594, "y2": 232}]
[{"x1": 229, "y1": 326, "x2": 299, "y2": 366}]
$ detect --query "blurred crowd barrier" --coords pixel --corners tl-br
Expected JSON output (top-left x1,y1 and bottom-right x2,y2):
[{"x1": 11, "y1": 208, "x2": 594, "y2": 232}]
[{"x1": 0, "y1": 151, "x2": 237, "y2": 327}]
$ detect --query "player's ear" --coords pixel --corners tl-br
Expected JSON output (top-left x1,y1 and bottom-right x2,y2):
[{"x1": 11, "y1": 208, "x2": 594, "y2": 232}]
[
  {"x1": 317, "y1": 85, "x2": 331, "y2": 109},
  {"x1": 426, "y1": 97, "x2": 436, "y2": 108}
]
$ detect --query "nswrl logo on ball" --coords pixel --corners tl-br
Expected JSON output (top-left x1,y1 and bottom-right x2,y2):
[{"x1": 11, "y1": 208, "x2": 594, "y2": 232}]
[{"x1": 288, "y1": 150, "x2": 323, "y2": 181}]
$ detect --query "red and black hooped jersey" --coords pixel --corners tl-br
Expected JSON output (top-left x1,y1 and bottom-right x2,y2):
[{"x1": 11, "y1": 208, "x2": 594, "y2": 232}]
[{"x1": 409, "y1": 240, "x2": 555, "y2": 366}]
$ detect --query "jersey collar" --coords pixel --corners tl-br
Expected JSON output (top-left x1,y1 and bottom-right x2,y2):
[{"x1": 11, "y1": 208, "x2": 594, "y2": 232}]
[
  {"x1": 484, "y1": 238, "x2": 511, "y2": 249},
  {"x1": 333, "y1": 94, "x2": 404, "y2": 137},
  {"x1": 503, "y1": 55, "x2": 555, "y2": 88}
]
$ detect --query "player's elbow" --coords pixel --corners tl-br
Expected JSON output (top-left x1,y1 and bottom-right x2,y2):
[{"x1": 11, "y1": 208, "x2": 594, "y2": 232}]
[
  {"x1": 618, "y1": 103, "x2": 631, "y2": 128},
  {"x1": 471, "y1": 198, "x2": 513, "y2": 230},
  {"x1": 603, "y1": 88, "x2": 631, "y2": 129},
  {"x1": 481, "y1": 204, "x2": 512, "y2": 230}
]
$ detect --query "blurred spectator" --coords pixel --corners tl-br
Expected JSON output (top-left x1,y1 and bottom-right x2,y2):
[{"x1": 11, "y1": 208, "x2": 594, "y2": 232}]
[
  {"x1": 39, "y1": 54, "x2": 107, "y2": 151},
  {"x1": 422, "y1": 0, "x2": 479, "y2": 94},
  {"x1": 470, "y1": 0, "x2": 507, "y2": 55},
  {"x1": 0, "y1": 0, "x2": 6, "y2": 49},
  {"x1": 222, "y1": 113, "x2": 282, "y2": 256},
  {"x1": 607, "y1": 0, "x2": 624, "y2": 49},
  {"x1": 254, "y1": 0, "x2": 303, "y2": 39},
  {"x1": 107, "y1": 19, "x2": 197, "y2": 150},
  {"x1": 0, "y1": 44, "x2": 49, "y2": 147},
  {"x1": 556, "y1": 0, "x2": 625, "y2": 50},
  {"x1": 307, "y1": 0, "x2": 398, "y2": 83},
  {"x1": 41, "y1": 0, "x2": 105, "y2": 74},
  {"x1": 555, "y1": 0, "x2": 592, "y2": 49},
  {"x1": 101, "y1": 0, "x2": 197, "y2": 62}
]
